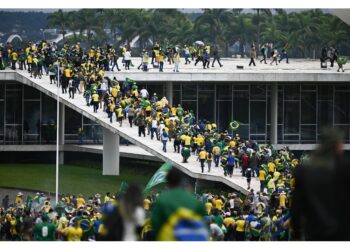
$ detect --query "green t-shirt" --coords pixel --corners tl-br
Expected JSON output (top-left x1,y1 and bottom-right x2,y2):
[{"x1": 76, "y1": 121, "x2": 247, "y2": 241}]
[
  {"x1": 151, "y1": 188, "x2": 206, "y2": 239},
  {"x1": 33, "y1": 222, "x2": 56, "y2": 241}
]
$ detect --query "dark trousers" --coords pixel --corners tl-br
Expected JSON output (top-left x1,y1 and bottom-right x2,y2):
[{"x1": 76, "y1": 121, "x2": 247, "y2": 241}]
[
  {"x1": 93, "y1": 102, "x2": 99, "y2": 113},
  {"x1": 138, "y1": 126, "x2": 145, "y2": 137},
  {"x1": 159, "y1": 61, "x2": 164, "y2": 72},
  {"x1": 212, "y1": 56, "x2": 222, "y2": 67},
  {"x1": 260, "y1": 181, "x2": 265, "y2": 192},
  {"x1": 194, "y1": 56, "x2": 203, "y2": 66},
  {"x1": 260, "y1": 55, "x2": 267, "y2": 64},
  {"x1": 151, "y1": 128, "x2": 158, "y2": 140},
  {"x1": 200, "y1": 159, "x2": 206, "y2": 173},
  {"x1": 11, "y1": 60, "x2": 16, "y2": 70},
  {"x1": 249, "y1": 58, "x2": 256, "y2": 66},
  {"x1": 162, "y1": 140, "x2": 167, "y2": 152},
  {"x1": 214, "y1": 155, "x2": 220, "y2": 167},
  {"x1": 174, "y1": 143, "x2": 180, "y2": 153},
  {"x1": 69, "y1": 87, "x2": 75, "y2": 98},
  {"x1": 279, "y1": 54, "x2": 289, "y2": 63},
  {"x1": 112, "y1": 60, "x2": 120, "y2": 71},
  {"x1": 128, "y1": 116, "x2": 133, "y2": 127}
]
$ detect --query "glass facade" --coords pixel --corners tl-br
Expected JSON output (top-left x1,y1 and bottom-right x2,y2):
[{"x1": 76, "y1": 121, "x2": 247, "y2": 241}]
[
  {"x1": 0, "y1": 82, "x2": 103, "y2": 145},
  {"x1": 0, "y1": 81, "x2": 349, "y2": 145}
]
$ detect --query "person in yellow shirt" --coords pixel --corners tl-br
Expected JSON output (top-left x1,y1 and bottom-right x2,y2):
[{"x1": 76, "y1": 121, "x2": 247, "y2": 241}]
[
  {"x1": 65, "y1": 221, "x2": 83, "y2": 241},
  {"x1": 116, "y1": 105, "x2": 123, "y2": 127},
  {"x1": 279, "y1": 191, "x2": 287, "y2": 209},
  {"x1": 197, "y1": 148, "x2": 207, "y2": 173},
  {"x1": 235, "y1": 216, "x2": 246, "y2": 241},
  {"x1": 268, "y1": 161, "x2": 276, "y2": 175},
  {"x1": 205, "y1": 200, "x2": 213, "y2": 215},
  {"x1": 11, "y1": 50, "x2": 18, "y2": 70},
  {"x1": 223, "y1": 213, "x2": 236, "y2": 241},
  {"x1": 212, "y1": 145, "x2": 221, "y2": 167},
  {"x1": 259, "y1": 168, "x2": 267, "y2": 193},
  {"x1": 76, "y1": 194, "x2": 85, "y2": 208},
  {"x1": 184, "y1": 133, "x2": 191, "y2": 147},
  {"x1": 214, "y1": 197, "x2": 224, "y2": 211},
  {"x1": 91, "y1": 92, "x2": 99, "y2": 113}
]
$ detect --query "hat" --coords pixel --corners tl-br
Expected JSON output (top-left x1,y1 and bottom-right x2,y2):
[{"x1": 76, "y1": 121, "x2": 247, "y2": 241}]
[
  {"x1": 95, "y1": 193, "x2": 101, "y2": 198},
  {"x1": 17, "y1": 192, "x2": 23, "y2": 196}
]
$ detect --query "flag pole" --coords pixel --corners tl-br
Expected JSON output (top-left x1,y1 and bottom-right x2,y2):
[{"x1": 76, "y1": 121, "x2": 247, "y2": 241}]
[{"x1": 55, "y1": 60, "x2": 60, "y2": 206}]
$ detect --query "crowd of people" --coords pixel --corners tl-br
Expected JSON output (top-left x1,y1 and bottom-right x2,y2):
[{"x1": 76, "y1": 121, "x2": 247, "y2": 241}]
[{"x1": 0, "y1": 40, "x2": 348, "y2": 241}]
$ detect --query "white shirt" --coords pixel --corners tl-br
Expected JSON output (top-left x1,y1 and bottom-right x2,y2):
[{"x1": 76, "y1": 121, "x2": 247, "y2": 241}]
[
  {"x1": 140, "y1": 88, "x2": 149, "y2": 98},
  {"x1": 124, "y1": 51, "x2": 131, "y2": 60},
  {"x1": 152, "y1": 119, "x2": 158, "y2": 128},
  {"x1": 229, "y1": 198, "x2": 235, "y2": 209},
  {"x1": 100, "y1": 82, "x2": 107, "y2": 91}
]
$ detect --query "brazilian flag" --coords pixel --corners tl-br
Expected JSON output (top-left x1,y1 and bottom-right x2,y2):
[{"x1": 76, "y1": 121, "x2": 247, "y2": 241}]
[
  {"x1": 144, "y1": 161, "x2": 172, "y2": 194},
  {"x1": 229, "y1": 120, "x2": 240, "y2": 131}
]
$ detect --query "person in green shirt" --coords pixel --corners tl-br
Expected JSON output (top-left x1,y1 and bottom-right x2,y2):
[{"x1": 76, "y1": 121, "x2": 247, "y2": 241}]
[
  {"x1": 151, "y1": 168, "x2": 208, "y2": 241},
  {"x1": 33, "y1": 215, "x2": 56, "y2": 241}
]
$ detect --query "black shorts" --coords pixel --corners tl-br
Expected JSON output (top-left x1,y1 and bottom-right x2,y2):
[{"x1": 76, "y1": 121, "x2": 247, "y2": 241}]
[{"x1": 247, "y1": 178, "x2": 251, "y2": 183}]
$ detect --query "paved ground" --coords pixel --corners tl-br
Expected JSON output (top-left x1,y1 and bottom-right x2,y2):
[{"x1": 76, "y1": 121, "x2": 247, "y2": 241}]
[
  {"x1": 104, "y1": 57, "x2": 350, "y2": 74},
  {"x1": 7, "y1": 70, "x2": 261, "y2": 194}
]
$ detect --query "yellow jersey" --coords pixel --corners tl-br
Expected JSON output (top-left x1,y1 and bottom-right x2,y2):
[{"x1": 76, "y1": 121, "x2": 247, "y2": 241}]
[{"x1": 65, "y1": 227, "x2": 83, "y2": 241}]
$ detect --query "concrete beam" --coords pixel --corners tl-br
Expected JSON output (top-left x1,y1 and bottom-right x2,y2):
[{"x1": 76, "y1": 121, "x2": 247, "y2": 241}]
[
  {"x1": 166, "y1": 81, "x2": 173, "y2": 107},
  {"x1": 103, "y1": 128, "x2": 120, "y2": 175},
  {"x1": 59, "y1": 103, "x2": 65, "y2": 165},
  {"x1": 270, "y1": 82, "x2": 278, "y2": 144}
]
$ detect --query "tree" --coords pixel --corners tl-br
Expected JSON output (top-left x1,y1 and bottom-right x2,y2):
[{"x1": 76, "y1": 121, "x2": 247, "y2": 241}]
[{"x1": 47, "y1": 9, "x2": 70, "y2": 43}]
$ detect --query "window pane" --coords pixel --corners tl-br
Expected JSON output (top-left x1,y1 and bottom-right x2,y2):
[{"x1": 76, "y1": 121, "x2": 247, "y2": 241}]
[
  {"x1": 147, "y1": 84, "x2": 164, "y2": 98},
  {"x1": 250, "y1": 84, "x2": 266, "y2": 100},
  {"x1": 334, "y1": 125, "x2": 350, "y2": 143},
  {"x1": 82, "y1": 125, "x2": 103, "y2": 144},
  {"x1": 334, "y1": 92, "x2": 350, "y2": 124},
  {"x1": 301, "y1": 92, "x2": 316, "y2": 124},
  {"x1": 6, "y1": 90, "x2": 22, "y2": 124},
  {"x1": 301, "y1": 125, "x2": 316, "y2": 143},
  {"x1": 318, "y1": 85, "x2": 333, "y2": 100},
  {"x1": 173, "y1": 91, "x2": 181, "y2": 107},
  {"x1": 216, "y1": 84, "x2": 232, "y2": 100},
  {"x1": 24, "y1": 85, "x2": 40, "y2": 99},
  {"x1": 65, "y1": 106, "x2": 82, "y2": 135},
  {"x1": 237, "y1": 124, "x2": 249, "y2": 139},
  {"x1": 318, "y1": 101, "x2": 333, "y2": 128},
  {"x1": 5, "y1": 125, "x2": 22, "y2": 144},
  {"x1": 23, "y1": 101, "x2": 40, "y2": 134},
  {"x1": 198, "y1": 92, "x2": 214, "y2": 122},
  {"x1": 250, "y1": 101, "x2": 266, "y2": 134},
  {"x1": 182, "y1": 83, "x2": 197, "y2": 100},
  {"x1": 198, "y1": 83, "x2": 214, "y2": 91},
  {"x1": 0, "y1": 84, "x2": 4, "y2": 99},
  {"x1": 42, "y1": 94, "x2": 56, "y2": 124},
  {"x1": 284, "y1": 101, "x2": 299, "y2": 134},
  {"x1": 216, "y1": 101, "x2": 232, "y2": 131},
  {"x1": 301, "y1": 85, "x2": 316, "y2": 91},
  {"x1": 284, "y1": 85, "x2": 300, "y2": 100},
  {"x1": 233, "y1": 91, "x2": 249, "y2": 124},
  {"x1": 278, "y1": 91, "x2": 283, "y2": 124},
  {"x1": 0, "y1": 101, "x2": 4, "y2": 143}
]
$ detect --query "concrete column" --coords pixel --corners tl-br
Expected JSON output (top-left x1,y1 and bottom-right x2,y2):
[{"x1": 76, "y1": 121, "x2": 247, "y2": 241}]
[
  {"x1": 270, "y1": 82, "x2": 278, "y2": 145},
  {"x1": 103, "y1": 128, "x2": 120, "y2": 175},
  {"x1": 166, "y1": 81, "x2": 173, "y2": 107},
  {"x1": 59, "y1": 103, "x2": 65, "y2": 165}
]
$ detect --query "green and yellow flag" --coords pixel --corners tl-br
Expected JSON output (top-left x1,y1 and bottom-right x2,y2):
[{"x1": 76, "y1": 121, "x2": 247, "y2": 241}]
[{"x1": 144, "y1": 161, "x2": 172, "y2": 194}]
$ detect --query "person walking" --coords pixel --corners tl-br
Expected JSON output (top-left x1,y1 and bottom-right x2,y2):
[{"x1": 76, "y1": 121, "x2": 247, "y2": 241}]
[
  {"x1": 260, "y1": 43, "x2": 268, "y2": 64},
  {"x1": 279, "y1": 44, "x2": 289, "y2": 64},
  {"x1": 116, "y1": 105, "x2": 123, "y2": 127},
  {"x1": 249, "y1": 45, "x2": 256, "y2": 66},
  {"x1": 92, "y1": 91, "x2": 99, "y2": 113},
  {"x1": 206, "y1": 151, "x2": 213, "y2": 173},
  {"x1": 245, "y1": 166, "x2": 253, "y2": 189},
  {"x1": 68, "y1": 79, "x2": 75, "y2": 99},
  {"x1": 124, "y1": 49, "x2": 131, "y2": 70},
  {"x1": 198, "y1": 148, "x2": 207, "y2": 173},
  {"x1": 173, "y1": 51, "x2": 180, "y2": 72},
  {"x1": 270, "y1": 48, "x2": 278, "y2": 65},
  {"x1": 126, "y1": 105, "x2": 135, "y2": 127},
  {"x1": 161, "y1": 128, "x2": 169, "y2": 152},
  {"x1": 212, "y1": 46, "x2": 223, "y2": 67},
  {"x1": 184, "y1": 46, "x2": 191, "y2": 64},
  {"x1": 151, "y1": 117, "x2": 159, "y2": 140}
]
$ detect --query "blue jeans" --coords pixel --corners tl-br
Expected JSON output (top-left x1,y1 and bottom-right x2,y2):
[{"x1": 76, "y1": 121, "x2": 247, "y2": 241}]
[
  {"x1": 214, "y1": 155, "x2": 220, "y2": 167},
  {"x1": 151, "y1": 128, "x2": 158, "y2": 140},
  {"x1": 162, "y1": 140, "x2": 167, "y2": 152}
]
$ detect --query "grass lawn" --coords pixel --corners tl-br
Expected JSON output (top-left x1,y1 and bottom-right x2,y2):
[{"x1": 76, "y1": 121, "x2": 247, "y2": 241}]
[{"x1": 0, "y1": 163, "x2": 158, "y2": 197}]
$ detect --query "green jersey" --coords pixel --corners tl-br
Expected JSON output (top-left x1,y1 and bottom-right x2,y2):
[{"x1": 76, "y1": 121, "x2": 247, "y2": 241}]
[{"x1": 33, "y1": 222, "x2": 56, "y2": 241}]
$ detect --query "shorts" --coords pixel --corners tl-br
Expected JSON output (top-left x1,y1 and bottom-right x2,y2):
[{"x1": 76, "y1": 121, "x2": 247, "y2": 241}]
[{"x1": 118, "y1": 117, "x2": 123, "y2": 122}]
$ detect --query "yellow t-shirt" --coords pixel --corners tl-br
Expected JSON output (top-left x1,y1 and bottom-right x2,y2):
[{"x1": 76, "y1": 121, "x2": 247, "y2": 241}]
[
  {"x1": 76, "y1": 197, "x2": 85, "y2": 208},
  {"x1": 235, "y1": 219, "x2": 246, "y2": 232},
  {"x1": 116, "y1": 108, "x2": 123, "y2": 118},
  {"x1": 224, "y1": 217, "x2": 235, "y2": 227},
  {"x1": 212, "y1": 146, "x2": 220, "y2": 155},
  {"x1": 92, "y1": 93, "x2": 99, "y2": 102},
  {"x1": 268, "y1": 162, "x2": 276, "y2": 173},
  {"x1": 197, "y1": 137, "x2": 204, "y2": 146},
  {"x1": 65, "y1": 227, "x2": 83, "y2": 241},
  {"x1": 279, "y1": 194, "x2": 287, "y2": 208},
  {"x1": 205, "y1": 202, "x2": 213, "y2": 215},
  {"x1": 199, "y1": 150, "x2": 207, "y2": 160},
  {"x1": 184, "y1": 136, "x2": 191, "y2": 146},
  {"x1": 214, "y1": 199, "x2": 224, "y2": 210},
  {"x1": 259, "y1": 169, "x2": 266, "y2": 181},
  {"x1": 64, "y1": 68, "x2": 72, "y2": 78}
]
